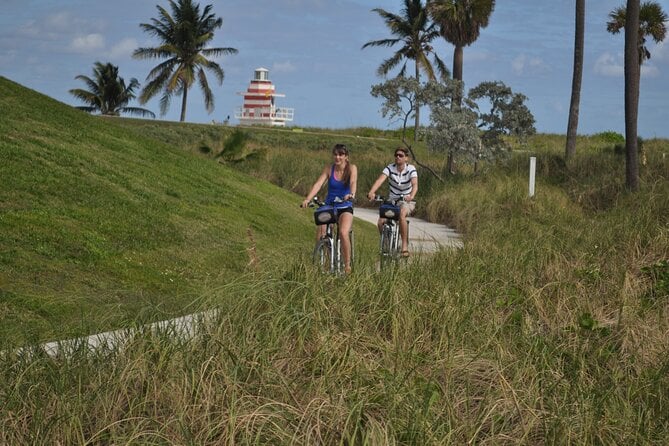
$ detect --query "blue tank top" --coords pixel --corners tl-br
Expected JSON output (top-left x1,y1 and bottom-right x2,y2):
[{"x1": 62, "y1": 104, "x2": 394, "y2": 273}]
[{"x1": 325, "y1": 164, "x2": 352, "y2": 206}]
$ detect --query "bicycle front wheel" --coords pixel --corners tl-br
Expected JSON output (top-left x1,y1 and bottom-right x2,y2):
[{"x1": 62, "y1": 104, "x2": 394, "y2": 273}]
[
  {"x1": 380, "y1": 224, "x2": 393, "y2": 257},
  {"x1": 313, "y1": 237, "x2": 334, "y2": 273}
]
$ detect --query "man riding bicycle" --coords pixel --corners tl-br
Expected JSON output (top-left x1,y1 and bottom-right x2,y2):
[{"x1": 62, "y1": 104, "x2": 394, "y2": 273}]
[{"x1": 366, "y1": 147, "x2": 418, "y2": 257}]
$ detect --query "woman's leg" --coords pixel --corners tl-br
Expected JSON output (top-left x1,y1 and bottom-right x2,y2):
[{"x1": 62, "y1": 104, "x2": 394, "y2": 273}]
[
  {"x1": 338, "y1": 212, "x2": 353, "y2": 271},
  {"x1": 316, "y1": 224, "x2": 325, "y2": 241},
  {"x1": 399, "y1": 206, "x2": 410, "y2": 252}
]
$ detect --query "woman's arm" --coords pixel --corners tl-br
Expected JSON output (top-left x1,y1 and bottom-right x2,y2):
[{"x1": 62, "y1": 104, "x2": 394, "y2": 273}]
[
  {"x1": 301, "y1": 166, "x2": 329, "y2": 208},
  {"x1": 346, "y1": 164, "x2": 358, "y2": 200}
]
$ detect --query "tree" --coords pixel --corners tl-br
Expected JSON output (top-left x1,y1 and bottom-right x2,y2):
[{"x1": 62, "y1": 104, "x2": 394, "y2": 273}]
[
  {"x1": 69, "y1": 62, "x2": 155, "y2": 118},
  {"x1": 372, "y1": 77, "x2": 535, "y2": 176},
  {"x1": 468, "y1": 82, "x2": 536, "y2": 147},
  {"x1": 425, "y1": 80, "x2": 535, "y2": 170},
  {"x1": 370, "y1": 76, "x2": 449, "y2": 181},
  {"x1": 607, "y1": 1, "x2": 667, "y2": 190},
  {"x1": 565, "y1": 0, "x2": 585, "y2": 162},
  {"x1": 362, "y1": 0, "x2": 449, "y2": 140},
  {"x1": 428, "y1": 0, "x2": 496, "y2": 83},
  {"x1": 133, "y1": 0, "x2": 238, "y2": 122}
]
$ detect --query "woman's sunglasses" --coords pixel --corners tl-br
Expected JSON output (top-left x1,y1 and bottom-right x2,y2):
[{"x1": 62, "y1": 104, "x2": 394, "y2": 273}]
[{"x1": 394, "y1": 153, "x2": 406, "y2": 158}]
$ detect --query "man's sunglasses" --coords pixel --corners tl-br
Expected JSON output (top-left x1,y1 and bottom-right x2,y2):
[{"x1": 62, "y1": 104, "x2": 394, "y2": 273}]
[{"x1": 394, "y1": 153, "x2": 406, "y2": 158}]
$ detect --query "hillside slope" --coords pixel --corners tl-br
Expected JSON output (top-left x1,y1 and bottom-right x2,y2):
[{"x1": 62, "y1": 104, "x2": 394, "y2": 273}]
[{"x1": 0, "y1": 76, "x2": 315, "y2": 346}]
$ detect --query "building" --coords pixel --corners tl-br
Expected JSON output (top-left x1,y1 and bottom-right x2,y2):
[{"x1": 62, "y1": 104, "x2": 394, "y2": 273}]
[{"x1": 234, "y1": 68, "x2": 294, "y2": 126}]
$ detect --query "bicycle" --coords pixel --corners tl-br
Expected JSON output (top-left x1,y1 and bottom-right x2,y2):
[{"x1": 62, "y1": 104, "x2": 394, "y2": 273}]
[
  {"x1": 308, "y1": 197, "x2": 354, "y2": 274},
  {"x1": 374, "y1": 195, "x2": 409, "y2": 266}
]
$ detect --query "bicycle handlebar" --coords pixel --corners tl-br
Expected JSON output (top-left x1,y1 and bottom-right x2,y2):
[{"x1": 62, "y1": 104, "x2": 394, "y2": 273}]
[
  {"x1": 373, "y1": 194, "x2": 404, "y2": 204},
  {"x1": 304, "y1": 196, "x2": 354, "y2": 208}
]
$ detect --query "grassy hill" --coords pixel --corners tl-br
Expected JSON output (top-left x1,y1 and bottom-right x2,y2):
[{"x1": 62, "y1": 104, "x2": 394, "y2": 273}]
[{"x1": 0, "y1": 76, "x2": 380, "y2": 345}]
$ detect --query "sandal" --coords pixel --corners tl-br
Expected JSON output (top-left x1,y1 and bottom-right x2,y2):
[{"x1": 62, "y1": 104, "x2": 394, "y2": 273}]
[{"x1": 401, "y1": 250, "x2": 410, "y2": 258}]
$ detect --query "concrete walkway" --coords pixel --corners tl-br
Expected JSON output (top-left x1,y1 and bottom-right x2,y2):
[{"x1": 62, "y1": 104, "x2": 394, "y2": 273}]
[{"x1": 354, "y1": 207, "x2": 463, "y2": 253}]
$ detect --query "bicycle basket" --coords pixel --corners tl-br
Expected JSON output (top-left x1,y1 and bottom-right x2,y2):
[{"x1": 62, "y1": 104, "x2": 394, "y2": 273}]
[
  {"x1": 379, "y1": 203, "x2": 400, "y2": 220},
  {"x1": 314, "y1": 205, "x2": 336, "y2": 225}
]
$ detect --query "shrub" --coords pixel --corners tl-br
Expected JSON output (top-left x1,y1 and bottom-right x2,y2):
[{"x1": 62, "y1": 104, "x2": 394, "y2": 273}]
[{"x1": 593, "y1": 131, "x2": 625, "y2": 144}]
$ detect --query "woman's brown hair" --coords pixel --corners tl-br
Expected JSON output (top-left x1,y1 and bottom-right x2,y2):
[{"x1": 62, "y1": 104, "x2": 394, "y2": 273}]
[{"x1": 332, "y1": 144, "x2": 351, "y2": 184}]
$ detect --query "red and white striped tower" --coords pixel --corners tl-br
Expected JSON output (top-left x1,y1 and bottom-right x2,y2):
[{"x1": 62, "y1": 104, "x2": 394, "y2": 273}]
[{"x1": 234, "y1": 67, "x2": 294, "y2": 126}]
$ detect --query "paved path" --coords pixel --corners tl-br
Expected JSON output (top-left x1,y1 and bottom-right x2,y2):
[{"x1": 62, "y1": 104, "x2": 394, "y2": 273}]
[{"x1": 354, "y1": 207, "x2": 463, "y2": 253}]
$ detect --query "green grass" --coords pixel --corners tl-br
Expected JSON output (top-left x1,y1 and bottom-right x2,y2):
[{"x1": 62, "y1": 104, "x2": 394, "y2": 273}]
[{"x1": 1, "y1": 76, "x2": 669, "y2": 444}]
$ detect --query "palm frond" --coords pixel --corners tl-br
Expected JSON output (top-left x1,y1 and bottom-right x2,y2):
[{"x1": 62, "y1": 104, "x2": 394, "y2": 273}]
[
  {"x1": 120, "y1": 107, "x2": 156, "y2": 118},
  {"x1": 197, "y1": 68, "x2": 214, "y2": 113}
]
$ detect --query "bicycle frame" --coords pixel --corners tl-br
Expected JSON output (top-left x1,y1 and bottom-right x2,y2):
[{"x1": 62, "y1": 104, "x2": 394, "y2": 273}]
[
  {"x1": 310, "y1": 197, "x2": 353, "y2": 274},
  {"x1": 375, "y1": 195, "x2": 408, "y2": 267}
]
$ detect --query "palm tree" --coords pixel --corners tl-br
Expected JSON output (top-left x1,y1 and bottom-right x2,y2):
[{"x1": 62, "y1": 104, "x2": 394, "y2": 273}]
[
  {"x1": 69, "y1": 62, "x2": 155, "y2": 118},
  {"x1": 607, "y1": 1, "x2": 667, "y2": 64},
  {"x1": 133, "y1": 0, "x2": 238, "y2": 122},
  {"x1": 362, "y1": 0, "x2": 449, "y2": 140},
  {"x1": 565, "y1": 0, "x2": 585, "y2": 162},
  {"x1": 607, "y1": 1, "x2": 667, "y2": 190},
  {"x1": 428, "y1": 0, "x2": 496, "y2": 83}
]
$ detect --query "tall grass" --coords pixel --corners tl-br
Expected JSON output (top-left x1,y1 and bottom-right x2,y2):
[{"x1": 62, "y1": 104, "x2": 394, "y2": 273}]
[{"x1": 2, "y1": 241, "x2": 667, "y2": 443}]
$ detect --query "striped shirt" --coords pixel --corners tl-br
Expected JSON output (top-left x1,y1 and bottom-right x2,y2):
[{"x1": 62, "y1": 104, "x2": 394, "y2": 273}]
[{"x1": 382, "y1": 163, "x2": 417, "y2": 200}]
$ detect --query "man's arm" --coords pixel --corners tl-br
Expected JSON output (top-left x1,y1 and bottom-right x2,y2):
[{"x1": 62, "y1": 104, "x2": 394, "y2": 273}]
[
  {"x1": 407, "y1": 177, "x2": 418, "y2": 201},
  {"x1": 367, "y1": 173, "x2": 387, "y2": 200}
]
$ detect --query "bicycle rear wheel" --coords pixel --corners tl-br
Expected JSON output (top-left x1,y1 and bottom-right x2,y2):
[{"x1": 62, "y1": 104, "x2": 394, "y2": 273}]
[{"x1": 313, "y1": 237, "x2": 334, "y2": 273}]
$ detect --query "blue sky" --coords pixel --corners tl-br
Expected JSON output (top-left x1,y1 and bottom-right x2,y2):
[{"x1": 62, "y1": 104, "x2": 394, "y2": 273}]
[{"x1": 1, "y1": 0, "x2": 668, "y2": 137}]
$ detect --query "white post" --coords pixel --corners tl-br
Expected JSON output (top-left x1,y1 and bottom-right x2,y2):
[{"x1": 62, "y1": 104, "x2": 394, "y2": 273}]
[{"x1": 529, "y1": 156, "x2": 536, "y2": 197}]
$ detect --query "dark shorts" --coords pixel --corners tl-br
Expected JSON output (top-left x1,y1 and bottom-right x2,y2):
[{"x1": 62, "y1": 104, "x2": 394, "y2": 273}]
[{"x1": 335, "y1": 205, "x2": 353, "y2": 216}]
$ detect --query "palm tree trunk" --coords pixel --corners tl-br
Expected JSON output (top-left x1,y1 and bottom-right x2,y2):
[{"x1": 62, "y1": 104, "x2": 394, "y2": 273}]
[
  {"x1": 180, "y1": 86, "x2": 188, "y2": 122},
  {"x1": 413, "y1": 62, "x2": 420, "y2": 142},
  {"x1": 445, "y1": 46, "x2": 465, "y2": 175},
  {"x1": 565, "y1": 0, "x2": 585, "y2": 162},
  {"x1": 624, "y1": 0, "x2": 640, "y2": 191},
  {"x1": 453, "y1": 44, "x2": 464, "y2": 83}
]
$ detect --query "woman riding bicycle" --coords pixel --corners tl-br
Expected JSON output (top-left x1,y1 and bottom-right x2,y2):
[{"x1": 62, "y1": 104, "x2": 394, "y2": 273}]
[
  {"x1": 366, "y1": 147, "x2": 418, "y2": 257},
  {"x1": 301, "y1": 144, "x2": 358, "y2": 273}
]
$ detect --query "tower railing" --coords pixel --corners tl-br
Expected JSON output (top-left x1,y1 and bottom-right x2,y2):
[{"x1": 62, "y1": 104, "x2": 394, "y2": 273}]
[{"x1": 234, "y1": 107, "x2": 294, "y2": 123}]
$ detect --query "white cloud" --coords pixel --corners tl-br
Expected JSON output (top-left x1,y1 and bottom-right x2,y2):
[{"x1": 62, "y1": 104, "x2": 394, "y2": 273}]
[
  {"x1": 272, "y1": 61, "x2": 297, "y2": 73},
  {"x1": 69, "y1": 33, "x2": 105, "y2": 53},
  {"x1": 19, "y1": 12, "x2": 92, "y2": 39},
  {"x1": 594, "y1": 51, "x2": 660, "y2": 78},
  {"x1": 651, "y1": 39, "x2": 667, "y2": 62},
  {"x1": 594, "y1": 52, "x2": 623, "y2": 76},
  {"x1": 109, "y1": 38, "x2": 138, "y2": 60},
  {"x1": 45, "y1": 12, "x2": 75, "y2": 31},
  {"x1": 511, "y1": 54, "x2": 548, "y2": 75},
  {"x1": 641, "y1": 64, "x2": 660, "y2": 77},
  {"x1": 466, "y1": 50, "x2": 492, "y2": 63}
]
